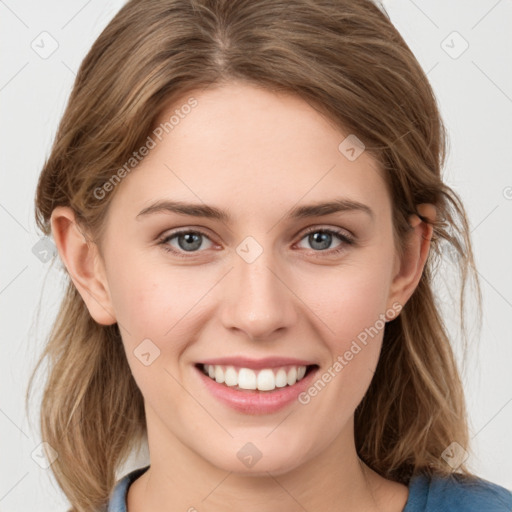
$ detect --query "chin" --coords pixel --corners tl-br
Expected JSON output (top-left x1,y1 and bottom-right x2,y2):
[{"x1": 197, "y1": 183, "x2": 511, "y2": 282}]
[{"x1": 206, "y1": 447, "x2": 306, "y2": 477}]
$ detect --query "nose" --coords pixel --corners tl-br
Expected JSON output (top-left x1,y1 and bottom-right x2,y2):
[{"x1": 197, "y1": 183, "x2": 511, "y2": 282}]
[{"x1": 219, "y1": 247, "x2": 298, "y2": 342}]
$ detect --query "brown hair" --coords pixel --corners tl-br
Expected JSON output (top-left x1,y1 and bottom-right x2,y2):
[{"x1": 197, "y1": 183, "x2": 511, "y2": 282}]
[{"x1": 27, "y1": 0, "x2": 483, "y2": 510}]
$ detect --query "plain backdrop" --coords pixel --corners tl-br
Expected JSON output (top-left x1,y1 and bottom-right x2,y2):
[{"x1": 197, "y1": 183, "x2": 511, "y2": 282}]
[{"x1": 1, "y1": 0, "x2": 511, "y2": 510}]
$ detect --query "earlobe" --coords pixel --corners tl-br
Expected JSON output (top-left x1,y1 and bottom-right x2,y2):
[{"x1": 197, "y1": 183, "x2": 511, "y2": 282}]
[
  {"x1": 386, "y1": 203, "x2": 436, "y2": 314},
  {"x1": 50, "y1": 206, "x2": 117, "y2": 326}
]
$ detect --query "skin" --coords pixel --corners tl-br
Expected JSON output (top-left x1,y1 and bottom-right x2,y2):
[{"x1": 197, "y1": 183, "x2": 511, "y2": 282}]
[{"x1": 51, "y1": 80, "x2": 435, "y2": 512}]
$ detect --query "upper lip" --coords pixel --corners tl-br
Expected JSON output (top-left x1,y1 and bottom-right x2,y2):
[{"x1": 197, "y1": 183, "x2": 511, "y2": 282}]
[{"x1": 197, "y1": 357, "x2": 317, "y2": 369}]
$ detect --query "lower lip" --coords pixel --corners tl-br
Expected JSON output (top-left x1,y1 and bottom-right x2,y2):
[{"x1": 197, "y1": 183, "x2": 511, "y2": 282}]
[{"x1": 195, "y1": 365, "x2": 319, "y2": 415}]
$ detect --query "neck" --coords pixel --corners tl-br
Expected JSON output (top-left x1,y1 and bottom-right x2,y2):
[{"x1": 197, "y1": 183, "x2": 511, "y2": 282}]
[{"x1": 127, "y1": 409, "x2": 385, "y2": 512}]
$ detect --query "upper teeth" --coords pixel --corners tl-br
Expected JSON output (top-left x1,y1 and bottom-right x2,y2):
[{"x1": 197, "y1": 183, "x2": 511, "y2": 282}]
[{"x1": 202, "y1": 364, "x2": 308, "y2": 391}]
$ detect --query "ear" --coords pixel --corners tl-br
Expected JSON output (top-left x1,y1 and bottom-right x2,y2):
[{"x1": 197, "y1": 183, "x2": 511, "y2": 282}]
[
  {"x1": 50, "y1": 206, "x2": 117, "y2": 325},
  {"x1": 386, "y1": 203, "x2": 436, "y2": 316}
]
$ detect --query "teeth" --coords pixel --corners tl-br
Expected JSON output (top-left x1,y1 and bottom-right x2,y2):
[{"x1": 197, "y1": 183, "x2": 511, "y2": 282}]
[
  {"x1": 214, "y1": 365, "x2": 224, "y2": 384},
  {"x1": 275, "y1": 368, "x2": 288, "y2": 388},
  {"x1": 257, "y1": 369, "x2": 275, "y2": 391},
  {"x1": 224, "y1": 366, "x2": 237, "y2": 386},
  {"x1": 287, "y1": 366, "x2": 297, "y2": 386},
  {"x1": 239, "y1": 368, "x2": 257, "y2": 389},
  {"x1": 202, "y1": 364, "x2": 309, "y2": 391}
]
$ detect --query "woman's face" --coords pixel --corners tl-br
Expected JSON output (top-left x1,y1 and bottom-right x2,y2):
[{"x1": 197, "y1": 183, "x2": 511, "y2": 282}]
[{"x1": 81, "y1": 81, "x2": 416, "y2": 475}]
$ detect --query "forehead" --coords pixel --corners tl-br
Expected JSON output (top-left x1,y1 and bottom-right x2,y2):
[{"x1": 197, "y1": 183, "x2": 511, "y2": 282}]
[{"x1": 108, "y1": 81, "x2": 390, "y2": 225}]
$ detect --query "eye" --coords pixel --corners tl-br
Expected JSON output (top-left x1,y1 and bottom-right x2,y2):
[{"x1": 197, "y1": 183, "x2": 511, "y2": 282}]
[
  {"x1": 158, "y1": 226, "x2": 355, "y2": 258},
  {"x1": 158, "y1": 229, "x2": 215, "y2": 257},
  {"x1": 295, "y1": 227, "x2": 355, "y2": 256}
]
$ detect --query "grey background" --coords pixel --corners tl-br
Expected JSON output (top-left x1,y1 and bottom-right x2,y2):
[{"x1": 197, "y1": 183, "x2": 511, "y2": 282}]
[{"x1": 1, "y1": 0, "x2": 511, "y2": 510}]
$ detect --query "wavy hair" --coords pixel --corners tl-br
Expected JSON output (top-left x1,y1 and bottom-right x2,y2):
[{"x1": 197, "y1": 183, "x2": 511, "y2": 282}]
[{"x1": 27, "y1": 0, "x2": 483, "y2": 510}]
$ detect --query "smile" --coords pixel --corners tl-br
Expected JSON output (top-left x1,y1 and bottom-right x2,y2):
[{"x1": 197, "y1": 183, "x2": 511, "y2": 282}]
[
  {"x1": 199, "y1": 363, "x2": 313, "y2": 392},
  {"x1": 194, "y1": 361, "x2": 320, "y2": 414}
]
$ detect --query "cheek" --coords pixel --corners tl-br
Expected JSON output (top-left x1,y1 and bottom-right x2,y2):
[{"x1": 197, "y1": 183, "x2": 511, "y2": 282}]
[
  {"x1": 106, "y1": 257, "x2": 193, "y2": 402},
  {"x1": 104, "y1": 248, "x2": 182, "y2": 354},
  {"x1": 108, "y1": 264, "x2": 165, "y2": 333},
  {"x1": 296, "y1": 258, "x2": 392, "y2": 344},
  {"x1": 106, "y1": 252, "x2": 211, "y2": 361},
  {"x1": 293, "y1": 259, "x2": 392, "y2": 407}
]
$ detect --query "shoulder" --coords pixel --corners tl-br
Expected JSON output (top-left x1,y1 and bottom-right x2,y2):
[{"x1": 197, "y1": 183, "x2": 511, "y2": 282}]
[
  {"x1": 405, "y1": 471, "x2": 512, "y2": 512},
  {"x1": 107, "y1": 465, "x2": 150, "y2": 512}
]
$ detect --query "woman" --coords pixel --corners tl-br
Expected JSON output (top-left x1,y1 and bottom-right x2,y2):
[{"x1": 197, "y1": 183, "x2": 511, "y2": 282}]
[{"x1": 27, "y1": 0, "x2": 512, "y2": 511}]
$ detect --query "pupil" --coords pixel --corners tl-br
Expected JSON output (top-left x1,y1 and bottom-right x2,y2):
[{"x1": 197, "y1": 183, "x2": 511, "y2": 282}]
[
  {"x1": 179, "y1": 233, "x2": 201, "y2": 251},
  {"x1": 311, "y1": 232, "x2": 331, "y2": 250}
]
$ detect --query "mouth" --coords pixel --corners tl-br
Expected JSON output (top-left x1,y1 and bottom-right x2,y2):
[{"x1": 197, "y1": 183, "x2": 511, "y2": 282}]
[
  {"x1": 194, "y1": 359, "x2": 321, "y2": 414},
  {"x1": 194, "y1": 362, "x2": 319, "y2": 393}
]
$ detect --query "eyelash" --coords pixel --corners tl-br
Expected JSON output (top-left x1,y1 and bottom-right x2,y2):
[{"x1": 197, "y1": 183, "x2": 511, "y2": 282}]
[{"x1": 157, "y1": 226, "x2": 355, "y2": 259}]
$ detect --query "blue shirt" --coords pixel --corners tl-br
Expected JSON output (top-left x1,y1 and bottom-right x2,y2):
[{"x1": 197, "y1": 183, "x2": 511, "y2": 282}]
[{"x1": 107, "y1": 465, "x2": 512, "y2": 511}]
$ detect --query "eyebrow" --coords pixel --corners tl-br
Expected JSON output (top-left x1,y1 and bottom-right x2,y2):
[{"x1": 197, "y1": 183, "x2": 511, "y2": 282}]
[{"x1": 136, "y1": 198, "x2": 374, "y2": 223}]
